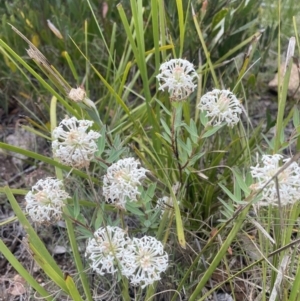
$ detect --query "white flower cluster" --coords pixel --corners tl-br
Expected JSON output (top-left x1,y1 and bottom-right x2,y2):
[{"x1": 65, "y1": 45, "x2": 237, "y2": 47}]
[
  {"x1": 156, "y1": 58, "x2": 198, "y2": 101},
  {"x1": 25, "y1": 178, "x2": 69, "y2": 223},
  {"x1": 85, "y1": 226, "x2": 132, "y2": 275},
  {"x1": 250, "y1": 154, "x2": 300, "y2": 206},
  {"x1": 52, "y1": 116, "x2": 101, "y2": 168},
  {"x1": 86, "y1": 226, "x2": 168, "y2": 288},
  {"x1": 198, "y1": 89, "x2": 242, "y2": 127},
  {"x1": 123, "y1": 236, "x2": 169, "y2": 288},
  {"x1": 103, "y1": 158, "x2": 149, "y2": 209}
]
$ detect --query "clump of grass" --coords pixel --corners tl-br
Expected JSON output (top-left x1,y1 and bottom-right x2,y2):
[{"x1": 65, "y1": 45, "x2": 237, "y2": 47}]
[{"x1": 1, "y1": 0, "x2": 300, "y2": 300}]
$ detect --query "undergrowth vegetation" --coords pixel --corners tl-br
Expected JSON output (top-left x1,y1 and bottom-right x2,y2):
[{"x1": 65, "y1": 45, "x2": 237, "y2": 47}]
[{"x1": 1, "y1": 0, "x2": 300, "y2": 300}]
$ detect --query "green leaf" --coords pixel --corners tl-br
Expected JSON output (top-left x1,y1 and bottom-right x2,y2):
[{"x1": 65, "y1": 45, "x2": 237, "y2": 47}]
[
  {"x1": 175, "y1": 0, "x2": 185, "y2": 56},
  {"x1": 184, "y1": 119, "x2": 199, "y2": 144},
  {"x1": 142, "y1": 183, "x2": 156, "y2": 202},
  {"x1": 247, "y1": 74, "x2": 256, "y2": 89},
  {"x1": 187, "y1": 152, "x2": 205, "y2": 167},
  {"x1": 232, "y1": 168, "x2": 251, "y2": 195},
  {"x1": 186, "y1": 138, "x2": 192, "y2": 156},
  {"x1": 73, "y1": 194, "x2": 80, "y2": 219},
  {"x1": 94, "y1": 207, "x2": 104, "y2": 229},
  {"x1": 143, "y1": 220, "x2": 152, "y2": 228},
  {"x1": 156, "y1": 98, "x2": 171, "y2": 116},
  {"x1": 29, "y1": 242, "x2": 69, "y2": 293},
  {"x1": 218, "y1": 183, "x2": 246, "y2": 204},
  {"x1": 62, "y1": 51, "x2": 79, "y2": 82},
  {"x1": 160, "y1": 118, "x2": 172, "y2": 137},
  {"x1": 0, "y1": 188, "x2": 27, "y2": 195},
  {"x1": 177, "y1": 137, "x2": 191, "y2": 156},
  {"x1": 230, "y1": 19, "x2": 258, "y2": 35},
  {"x1": 107, "y1": 148, "x2": 126, "y2": 163},
  {"x1": 202, "y1": 125, "x2": 223, "y2": 138},
  {"x1": 161, "y1": 132, "x2": 172, "y2": 144},
  {"x1": 65, "y1": 274, "x2": 84, "y2": 301},
  {"x1": 199, "y1": 111, "x2": 209, "y2": 126},
  {"x1": 212, "y1": 8, "x2": 228, "y2": 30},
  {"x1": 126, "y1": 202, "x2": 145, "y2": 216},
  {"x1": 173, "y1": 104, "x2": 183, "y2": 130},
  {"x1": 218, "y1": 197, "x2": 234, "y2": 215}
]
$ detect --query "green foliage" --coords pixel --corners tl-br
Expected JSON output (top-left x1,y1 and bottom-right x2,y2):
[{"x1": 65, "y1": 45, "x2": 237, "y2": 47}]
[
  {"x1": 0, "y1": 0, "x2": 265, "y2": 113},
  {"x1": 1, "y1": 0, "x2": 300, "y2": 300}
]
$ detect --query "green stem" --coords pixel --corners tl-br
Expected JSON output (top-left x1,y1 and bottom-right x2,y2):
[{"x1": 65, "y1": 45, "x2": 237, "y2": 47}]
[{"x1": 50, "y1": 97, "x2": 93, "y2": 301}]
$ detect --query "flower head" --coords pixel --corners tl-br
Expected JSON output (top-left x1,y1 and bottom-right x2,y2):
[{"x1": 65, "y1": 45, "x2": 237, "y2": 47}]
[
  {"x1": 103, "y1": 158, "x2": 149, "y2": 209},
  {"x1": 52, "y1": 116, "x2": 101, "y2": 168},
  {"x1": 156, "y1": 58, "x2": 198, "y2": 101},
  {"x1": 25, "y1": 178, "x2": 69, "y2": 223},
  {"x1": 250, "y1": 154, "x2": 300, "y2": 206},
  {"x1": 68, "y1": 87, "x2": 86, "y2": 103},
  {"x1": 198, "y1": 89, "x2": 242, "y2": 127},
  {"x1": 121, "y1": 236, "x2": 169, "y2": 288},
  {"x1": 86, "y1": 226, "x2": 132, "y2": 276}
]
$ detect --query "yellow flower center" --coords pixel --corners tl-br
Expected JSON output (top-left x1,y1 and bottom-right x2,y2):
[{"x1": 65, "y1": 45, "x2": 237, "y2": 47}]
[
  {"x1": 217, "y1": 93, "x2": 230, "y2": 112},
  {"x1": 67, "y1": 129, "x2": 80, "y2": 144},
  {"x1": 34, "y1": 191, "x2": 49, "y2": 205},
  {"x1": 173, "y1": 65, "x2": 184, "y2": 82},
  {"x1": 114, "y1": 169, "x2": 131, "y2": 182},
  {"x1": 140, "y1": 254, "x2": 151, "y2": 269}
]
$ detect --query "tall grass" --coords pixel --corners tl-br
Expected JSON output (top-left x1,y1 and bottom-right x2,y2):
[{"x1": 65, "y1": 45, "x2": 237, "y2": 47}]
[{"x1": 0, "y1": 0, "x2": 300, "y2": 300}]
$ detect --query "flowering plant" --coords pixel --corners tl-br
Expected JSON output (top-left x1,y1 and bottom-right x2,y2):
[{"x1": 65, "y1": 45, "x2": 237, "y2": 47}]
[
  {"x1": 52, "y1": 116, "x2": 101, "y2": 168},
  {"x1": 198, "y1": 89, "x2": 242, "y2": 127},
  {"x1": 85, "y1": 226, "x2": 132, "y2": 276},
  {"x1": 156, "y1": 58, "x2": 198, "y2": 101},
  {"x1": 25, "y1": 178, "x2": 69, "y2": 223},
  {"x1": 250, "y1": 154, "x2": 300, "y2": 206},
  {"x1": 1, "y1": 2, "x2": 296, "y2": 300},
  {"x1": 103, "y1": 157, "x2": 149, "y2": 209},
  {"x1": 86, "y1": 228, "x2": 168, "y2": 288}
]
